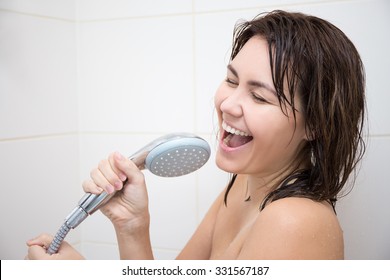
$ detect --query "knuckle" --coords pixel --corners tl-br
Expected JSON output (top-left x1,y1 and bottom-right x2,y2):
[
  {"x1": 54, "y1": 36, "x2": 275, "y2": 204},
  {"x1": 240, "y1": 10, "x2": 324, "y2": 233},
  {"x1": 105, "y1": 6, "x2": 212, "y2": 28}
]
[
  {"x1": 130, "y1": 170, "x2": 145, "y2": 184},
  {"x1": 41, "y1": 233, "x2": 53, "y2": 241}
]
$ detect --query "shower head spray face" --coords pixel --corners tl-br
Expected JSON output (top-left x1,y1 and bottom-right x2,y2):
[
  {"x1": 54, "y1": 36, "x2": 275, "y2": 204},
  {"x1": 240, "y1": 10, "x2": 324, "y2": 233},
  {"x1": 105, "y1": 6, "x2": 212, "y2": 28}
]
[{"x1": 145, "y1": 136, "x2": 211, "y2": 177}]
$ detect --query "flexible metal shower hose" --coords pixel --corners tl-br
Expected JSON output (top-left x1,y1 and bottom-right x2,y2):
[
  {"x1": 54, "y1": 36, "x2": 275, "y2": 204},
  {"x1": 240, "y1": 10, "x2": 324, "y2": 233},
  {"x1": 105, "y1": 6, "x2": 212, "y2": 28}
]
[{"x1": 47, "y1": 223, "x2": 71, "y2": 255}]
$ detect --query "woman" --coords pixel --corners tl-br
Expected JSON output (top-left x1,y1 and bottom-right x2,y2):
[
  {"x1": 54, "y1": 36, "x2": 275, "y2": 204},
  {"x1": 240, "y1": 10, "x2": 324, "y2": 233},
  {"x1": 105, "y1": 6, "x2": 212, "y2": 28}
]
[{"x1": 26, "y1": 10, "x2": 366, "y2": 260}]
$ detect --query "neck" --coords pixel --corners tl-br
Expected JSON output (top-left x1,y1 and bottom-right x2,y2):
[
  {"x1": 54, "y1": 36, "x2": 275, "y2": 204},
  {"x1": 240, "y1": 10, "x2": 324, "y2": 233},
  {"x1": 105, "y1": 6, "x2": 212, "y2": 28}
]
[
  {"x1": 244, "y1": 174, "x2": 276, "y2": 203},
  {"x1": 243, "y1": 164, "x2": 304, "y2": 205}
]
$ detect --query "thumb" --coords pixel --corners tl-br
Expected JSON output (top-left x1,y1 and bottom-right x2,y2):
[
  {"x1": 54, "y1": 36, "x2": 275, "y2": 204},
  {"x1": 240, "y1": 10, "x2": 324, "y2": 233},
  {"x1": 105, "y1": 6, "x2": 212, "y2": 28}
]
[{"x1": 26, "y1": 233, "x2": 53, "y2": 248}]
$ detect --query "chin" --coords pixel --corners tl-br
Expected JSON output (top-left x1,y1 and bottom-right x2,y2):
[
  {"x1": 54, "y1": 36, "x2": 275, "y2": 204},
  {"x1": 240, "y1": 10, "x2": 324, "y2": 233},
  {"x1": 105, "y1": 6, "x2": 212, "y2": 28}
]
[{"x1": 215, "y1": 152, "x2": 241, "y2": 174}]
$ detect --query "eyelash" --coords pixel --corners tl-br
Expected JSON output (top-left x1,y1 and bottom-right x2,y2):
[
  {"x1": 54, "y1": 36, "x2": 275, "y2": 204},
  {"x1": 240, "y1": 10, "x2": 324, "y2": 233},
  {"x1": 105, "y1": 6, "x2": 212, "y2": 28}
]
[
  {"x1": 225, "y1": 78, "x2": 238, "y2": 86},
  {"x1": 225, "y1": 78, "x2": 268, "y2": 103},
  {"x1": 251, "y1": 92, "x2": 268, "y2": 103}
]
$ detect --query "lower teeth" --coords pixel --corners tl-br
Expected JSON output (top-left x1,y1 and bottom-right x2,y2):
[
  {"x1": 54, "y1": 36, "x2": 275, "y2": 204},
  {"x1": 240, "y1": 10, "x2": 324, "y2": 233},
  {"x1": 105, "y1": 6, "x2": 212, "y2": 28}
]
[{"x1": 223, "y1": 134, "x2": 233, "y2": 147}]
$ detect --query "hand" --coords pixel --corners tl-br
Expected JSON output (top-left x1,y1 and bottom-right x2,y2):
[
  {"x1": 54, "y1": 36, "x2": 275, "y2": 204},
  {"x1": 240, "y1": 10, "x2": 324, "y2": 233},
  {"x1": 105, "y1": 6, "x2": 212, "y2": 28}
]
[
  {"x1": 82, "y1": 152, "x2": 150, "y2": 231},
  {"x1": 25, "y1": 233, "x2": 84, "y2": 260}
]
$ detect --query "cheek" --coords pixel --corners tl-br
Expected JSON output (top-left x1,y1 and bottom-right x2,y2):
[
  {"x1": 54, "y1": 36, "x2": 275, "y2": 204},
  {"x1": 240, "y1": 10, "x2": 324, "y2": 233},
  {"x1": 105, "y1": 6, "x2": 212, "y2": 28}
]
[{"x1": 250, "y1": 109, "x2": 301, "y2": 143}]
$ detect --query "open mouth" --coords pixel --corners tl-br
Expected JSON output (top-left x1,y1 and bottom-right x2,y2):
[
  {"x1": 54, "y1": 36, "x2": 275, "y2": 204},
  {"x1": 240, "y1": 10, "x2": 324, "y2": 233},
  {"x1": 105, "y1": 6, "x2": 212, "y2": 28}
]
[{"x1": 222, "y1": 121, "x2": 253, "y2": 148}]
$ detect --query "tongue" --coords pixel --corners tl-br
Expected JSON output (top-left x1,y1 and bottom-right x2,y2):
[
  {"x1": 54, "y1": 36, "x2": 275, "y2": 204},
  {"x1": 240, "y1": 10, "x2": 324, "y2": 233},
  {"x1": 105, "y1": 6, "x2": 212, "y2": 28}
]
[{"x1": 226, "y1": 134, "x2": 253, "y2": 148}]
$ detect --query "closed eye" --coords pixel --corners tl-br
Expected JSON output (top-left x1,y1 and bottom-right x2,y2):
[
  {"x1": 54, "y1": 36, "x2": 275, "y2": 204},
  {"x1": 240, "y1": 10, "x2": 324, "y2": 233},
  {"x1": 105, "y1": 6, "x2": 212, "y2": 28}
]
[
  {"x1": 225, "y1": 77, "x2": 238, "y2": 87},
  {"x1": 251, "y1": 92, "x2": 268, "y2": 103}
]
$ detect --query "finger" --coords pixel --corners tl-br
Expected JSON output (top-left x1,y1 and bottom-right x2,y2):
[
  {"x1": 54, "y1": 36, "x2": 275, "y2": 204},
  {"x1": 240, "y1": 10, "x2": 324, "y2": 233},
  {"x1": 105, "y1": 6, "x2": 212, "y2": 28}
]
[
  {"x1": 82, "y1": 179, "x2": 104, "y2": 194},
  {"x1": 26, "y1": 233, "x2": 53, "y2": 247},
  {"x1": 98, "y1": 157, "x2": 125, "y2": 191},
  {"x1": 26, "y1": 233, "x2": 54, "y2": 260},
  {"x1": 90, "y1": 166, "x2": 116, "y2": 194},
  {"x1": 109, "y1": 152, "x2": 128, "y2": 181},
  {"x1": 113, "y1": 152, "x2": 145, "y2": 185}
]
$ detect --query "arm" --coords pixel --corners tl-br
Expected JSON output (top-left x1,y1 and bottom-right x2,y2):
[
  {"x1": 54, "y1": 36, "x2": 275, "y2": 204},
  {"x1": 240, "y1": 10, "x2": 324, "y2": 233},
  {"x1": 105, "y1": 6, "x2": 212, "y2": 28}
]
[
  {"x1": 114, "y1": 219, "x2": 153, "y2": 260},
  {"x1": 237, "y1": 197, "x2": 344, "y2": 259},
  {"x1": 92, "y1": 152, "x2": 154, "y2": 259}
]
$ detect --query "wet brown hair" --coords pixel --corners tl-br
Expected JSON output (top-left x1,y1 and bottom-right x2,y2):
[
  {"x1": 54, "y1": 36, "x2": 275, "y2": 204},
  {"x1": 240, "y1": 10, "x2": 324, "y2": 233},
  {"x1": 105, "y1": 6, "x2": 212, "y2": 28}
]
[{"x1": 224, "y1": 10, "x2": 366, "y2": 210}]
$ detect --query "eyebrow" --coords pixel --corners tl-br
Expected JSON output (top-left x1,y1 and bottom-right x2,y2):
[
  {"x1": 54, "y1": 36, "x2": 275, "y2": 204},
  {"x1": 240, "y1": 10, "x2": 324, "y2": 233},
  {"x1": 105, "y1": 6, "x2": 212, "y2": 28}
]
[{"x1": 227, "y1": 64, "x2": 277, "y2": 95}]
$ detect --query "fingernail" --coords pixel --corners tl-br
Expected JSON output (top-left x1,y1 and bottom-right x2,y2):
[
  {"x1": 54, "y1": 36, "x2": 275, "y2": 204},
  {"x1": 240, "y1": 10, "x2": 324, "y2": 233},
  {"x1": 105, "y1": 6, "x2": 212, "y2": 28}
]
[
  {"x1": 119, "y1": 173, "x2": 127, "y2": 181},
  {"x1": 114, "y1": 181, "x2": 122, "y2": 190}
]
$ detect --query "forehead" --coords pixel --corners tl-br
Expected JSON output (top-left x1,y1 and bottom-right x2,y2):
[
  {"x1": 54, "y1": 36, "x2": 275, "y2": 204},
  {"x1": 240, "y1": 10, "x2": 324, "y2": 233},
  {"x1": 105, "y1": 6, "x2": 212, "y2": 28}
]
[
  {"x1": 230, "y1": 36, "x2": 274, "y2": 91},
  {"x1": 231, "y1": 36, "x2": 271, "y2": 71}
]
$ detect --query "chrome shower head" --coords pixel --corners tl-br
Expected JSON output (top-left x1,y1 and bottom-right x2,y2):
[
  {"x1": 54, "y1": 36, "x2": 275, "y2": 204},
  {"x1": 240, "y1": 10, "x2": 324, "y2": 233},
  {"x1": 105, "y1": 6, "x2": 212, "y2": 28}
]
[
  {"x1": 133, "y1": 133, "x2": 211, "y2": 177},
  {"x1": 47, "y1": 133, "x2": 211, "y2": 254}
]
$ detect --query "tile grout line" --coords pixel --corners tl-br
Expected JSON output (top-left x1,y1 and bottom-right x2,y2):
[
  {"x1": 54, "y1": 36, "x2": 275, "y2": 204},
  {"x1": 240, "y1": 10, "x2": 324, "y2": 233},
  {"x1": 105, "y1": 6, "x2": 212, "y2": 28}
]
[{"x1": 1, "y1": 0, "x2": 357, "y2": 23}]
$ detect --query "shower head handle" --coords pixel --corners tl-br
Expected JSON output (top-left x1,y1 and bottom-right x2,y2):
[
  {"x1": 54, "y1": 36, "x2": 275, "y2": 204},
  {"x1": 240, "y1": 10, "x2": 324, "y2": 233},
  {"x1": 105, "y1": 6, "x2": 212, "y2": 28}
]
[{"x1": 74, "y1": 150, "x2": 148, "y2": 219}]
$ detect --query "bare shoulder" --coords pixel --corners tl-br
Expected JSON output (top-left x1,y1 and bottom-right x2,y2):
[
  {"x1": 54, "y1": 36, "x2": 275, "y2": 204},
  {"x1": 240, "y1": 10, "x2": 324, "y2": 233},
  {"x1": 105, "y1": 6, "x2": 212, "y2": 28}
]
[{"x1": 238, "y1": 197, "x2": 344, "y2": 259}]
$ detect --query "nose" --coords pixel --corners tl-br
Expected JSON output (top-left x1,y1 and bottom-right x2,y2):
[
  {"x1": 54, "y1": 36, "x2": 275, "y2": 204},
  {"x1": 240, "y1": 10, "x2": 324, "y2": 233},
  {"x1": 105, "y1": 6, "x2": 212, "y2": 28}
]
[{"x1": 219, "y1": 90, "x2": 243, "y2": 118}]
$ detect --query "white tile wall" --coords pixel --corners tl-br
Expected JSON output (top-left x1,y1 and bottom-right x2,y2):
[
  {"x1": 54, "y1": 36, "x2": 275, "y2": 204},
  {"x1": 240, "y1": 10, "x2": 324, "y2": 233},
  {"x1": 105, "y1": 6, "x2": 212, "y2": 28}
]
[
  {"x1": 0, "y1": 0, "x2": 76, "y2": 20},
  {"x1": 0, "y1": 11, "x2": 78, "y2": 139},
  {"x1": 1, "y1": 0, "x2": 389, "y2": 260},
  {"x1": 338, "y1": 137, "x2": 390, "y2": 259},
  {"x1": 0, "y1": 136, "x2": 81, "y2": 259},
  {"x1": 77, "y1": 0, "x2": 192, "y2": 21},
  {"x1": 77, "y1": 15, "x2": 195, "y2": 133},
  {"x1": 0, "y1": 0, "x2": 80, "y2": 260},
  {"x1": 194, "y1": 0, "x2": 328, "y2": 12}
]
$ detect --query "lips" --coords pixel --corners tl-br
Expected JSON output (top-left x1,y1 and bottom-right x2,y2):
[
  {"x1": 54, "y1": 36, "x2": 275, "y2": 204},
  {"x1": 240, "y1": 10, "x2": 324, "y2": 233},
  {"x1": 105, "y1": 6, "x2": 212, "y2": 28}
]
[{"x1": 222, "y1": 121, "x2": 253, "y2": 148}]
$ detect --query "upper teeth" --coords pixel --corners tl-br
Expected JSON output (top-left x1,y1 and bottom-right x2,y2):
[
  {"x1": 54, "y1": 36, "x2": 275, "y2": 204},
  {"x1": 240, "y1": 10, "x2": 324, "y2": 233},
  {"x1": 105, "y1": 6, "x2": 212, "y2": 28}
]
[{"x1": 222, "y1": 121, "x2": 251, "y2": 137}]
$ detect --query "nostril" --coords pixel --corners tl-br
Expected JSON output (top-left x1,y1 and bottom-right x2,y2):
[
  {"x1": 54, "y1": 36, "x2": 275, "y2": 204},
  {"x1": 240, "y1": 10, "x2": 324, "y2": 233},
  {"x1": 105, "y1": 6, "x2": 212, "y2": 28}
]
[{"x1": 220, "y1": 96, "x2": 243, "y2": 118}]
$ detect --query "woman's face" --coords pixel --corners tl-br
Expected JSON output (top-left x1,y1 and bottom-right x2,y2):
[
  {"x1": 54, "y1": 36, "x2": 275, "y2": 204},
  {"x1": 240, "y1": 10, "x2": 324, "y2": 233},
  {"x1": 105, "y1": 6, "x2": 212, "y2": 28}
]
[{"x1": 215, "y1": 36, "x2": 308, "y2": 177}]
